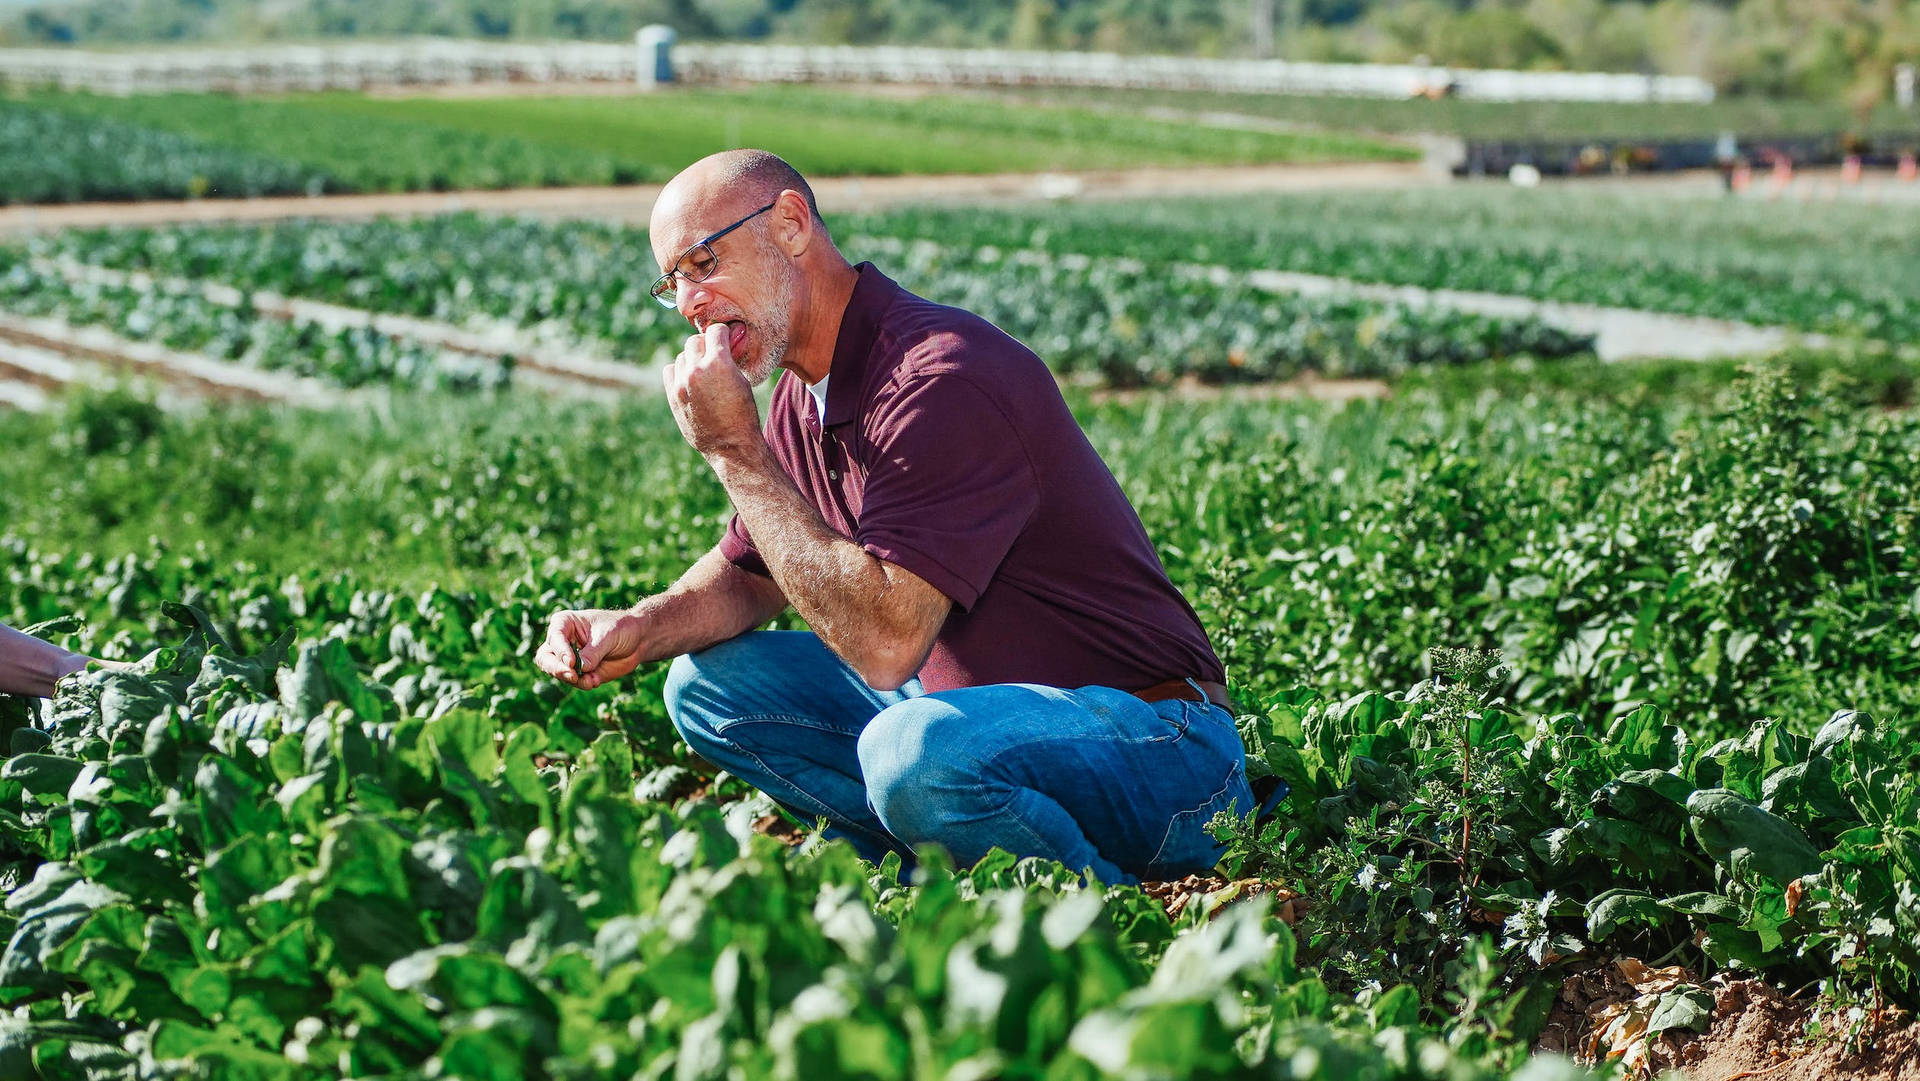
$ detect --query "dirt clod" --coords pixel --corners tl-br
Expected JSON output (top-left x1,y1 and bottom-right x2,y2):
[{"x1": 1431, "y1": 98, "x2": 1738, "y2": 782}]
[{"x1": 1139, "y1": 874, "x2": 1304, "y2": 923}]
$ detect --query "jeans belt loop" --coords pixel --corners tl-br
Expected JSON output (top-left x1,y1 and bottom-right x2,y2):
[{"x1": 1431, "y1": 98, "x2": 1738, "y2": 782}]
[{"x1": 1131, "y1": 677, "x2": 1231, "y2": 711}]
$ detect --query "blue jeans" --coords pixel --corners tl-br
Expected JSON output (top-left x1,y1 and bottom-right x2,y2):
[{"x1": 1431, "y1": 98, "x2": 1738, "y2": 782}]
[{"x1": 662, "y1": 631, "x2": 1253, "y2": 885}]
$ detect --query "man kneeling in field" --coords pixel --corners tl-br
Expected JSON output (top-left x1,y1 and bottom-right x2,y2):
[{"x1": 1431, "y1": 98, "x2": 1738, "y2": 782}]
[{"x1": 533, "y1": 149, "x2": 1250, "y2": 884}]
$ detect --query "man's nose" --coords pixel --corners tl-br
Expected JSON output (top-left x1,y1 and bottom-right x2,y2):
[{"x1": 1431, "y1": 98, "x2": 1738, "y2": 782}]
[{"x1": 676, "y1": 280, "x2": 711, "y2": 323}]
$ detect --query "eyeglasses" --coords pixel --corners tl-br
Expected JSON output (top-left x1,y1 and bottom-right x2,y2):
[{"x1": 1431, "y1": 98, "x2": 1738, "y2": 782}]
[{"x1": 649, "y1": 201, "x2": 778, "y2": 309}]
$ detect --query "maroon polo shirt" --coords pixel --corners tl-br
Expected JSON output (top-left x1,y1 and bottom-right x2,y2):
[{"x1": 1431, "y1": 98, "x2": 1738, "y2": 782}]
[{"x1": 718, "y1": 263, "x2": 1224, "y2": 694}]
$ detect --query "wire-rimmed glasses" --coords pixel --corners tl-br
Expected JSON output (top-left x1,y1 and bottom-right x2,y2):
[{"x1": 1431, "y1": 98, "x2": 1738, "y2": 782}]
[{"x1": 649, "y1": 201, "x2": 778, "y2": 309}]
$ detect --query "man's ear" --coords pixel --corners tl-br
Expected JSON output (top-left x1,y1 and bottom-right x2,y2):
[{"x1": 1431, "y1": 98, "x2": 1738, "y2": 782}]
[{"x1": 774, "y1": 189, "x2": 813, "y2": 257}]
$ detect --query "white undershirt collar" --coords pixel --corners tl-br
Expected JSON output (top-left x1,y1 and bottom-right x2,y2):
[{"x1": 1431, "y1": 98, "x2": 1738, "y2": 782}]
[{"x1": 805, "y1": 374, "x2": 829, "y2": 425}]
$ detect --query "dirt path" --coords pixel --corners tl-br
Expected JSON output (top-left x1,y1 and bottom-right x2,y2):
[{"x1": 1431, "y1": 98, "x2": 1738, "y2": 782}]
[{"x1": 0, "y1": 161, "x2": 1431, "y2": 233}]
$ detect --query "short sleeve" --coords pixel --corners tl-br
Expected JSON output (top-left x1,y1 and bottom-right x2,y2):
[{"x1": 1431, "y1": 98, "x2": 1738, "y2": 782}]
[
  {"x1": 718, "y1": 513, "x2": 770, "y2": 577},
  {"x1": 855, "y1": 375, "x2": 1038, "y2": 611}
]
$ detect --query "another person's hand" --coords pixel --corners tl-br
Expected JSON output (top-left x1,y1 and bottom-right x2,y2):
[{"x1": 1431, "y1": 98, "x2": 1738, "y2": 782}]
[
  {"x1": 535, "y1": 609, "x2": 647, "y2": 690},
  {"x1": 0, "y1": 622, "x2": 101, "y2": 698}
]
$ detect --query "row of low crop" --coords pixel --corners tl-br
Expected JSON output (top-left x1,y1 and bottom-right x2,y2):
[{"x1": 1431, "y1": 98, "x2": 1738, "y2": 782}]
[
  {"x1": 0, "y1": 254, "x2": 508, "y2": 392},
  {"x1": 0, "y1": 603, "x2": 1605, "y2": 1081},
  {"x1": 1004, "y1": 87, "x2": 1920, "y2": 142},
  {"x1": 0, "y1": 102, "x2": 327, "y2": 205},
  {"x1": 0, "y1": 577, "x2": 1912, "y2": 1076},
  {"x1": 878, "y1": 241, "x2": 1592, "y2": 384},
  {"x1": 849, "y1": 188, "x2": 1920, "y2": 342},
  {"x1": 1, "y1": 361, "x2": 1916, "y2": 1075},
  {"x1": 4, "y1": 360, "x2": 1915, "y2": 758},
  {"x1": 10, "y1": 217, "x2": 656, "y2": 357},
  {"x1": 11, "y1": 93, "x2": 653, "y2": 199},
  {"x1": 1227, "y1": 649, "x2": 1920, "y2": 1019},
  {"x1": 13, "y1": 216, "x2": 1594, "y2": 386},
  {"x1": 0, "y1": 88, "x2": 1412, "y2": 206}
]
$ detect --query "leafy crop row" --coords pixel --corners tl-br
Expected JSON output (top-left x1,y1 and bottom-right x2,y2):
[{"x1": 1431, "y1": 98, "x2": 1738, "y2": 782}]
[
  {"x1": 13, "y1": 218, "x2": 660, "y2": 365},
  {"x1": 0, "y1": 605, "x2": 1592, "y2": 1081},
  {"x1": 1, "y1": 361, "x2": 1915, "y2": 1075},
  {"x1": 2, "y1": 599, "x2": 1912, "y2": 1076},
  {"x1": 14, "y1": 216, "x2": 1592, "y2": 387},
  {"x1": 1220, "y1": 648, "x2": 1919, "y2": 1031},
  {"x1": 19, "y1": 92, "x2": 653, "y2": 198},
  {"x1": 873, "y1": 241, "x2": 1592, "y2": 384},
  {"x1": 1107, "y1": 366, "x2": 1920, "y2": 737},
  {"x1": 4, "y1": 364, "x2": 1915, "y2": 758},
  {"x1": 1002, "y1": 87, "x2": 1920, "y2": 142},
  {"x1": 852, "y1": 188, "x2": 1920, "y2": 341},
  {"x1": 0, "y1": 254, "x2": 508, "y2": 392},
  {"x1": 0, "y1": 102, "x2": 325, "y2": 205},
  {"x1": 21, "y1": 217, "x2": 660, "y2": 348}
]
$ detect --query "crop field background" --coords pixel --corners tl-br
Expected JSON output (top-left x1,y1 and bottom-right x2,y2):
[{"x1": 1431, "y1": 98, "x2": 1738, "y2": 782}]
[
  {"x1": 855, "y1": 189, "x2": 1920, "y2": 340},
  {"x1": 996, "y1": 87, "x2": 1920, "y2": 142},
  {"x1": 0, "y1": 88, "x2": 1413, "y2": 204},
  {"x1": 1, "y1": 76, "x2": 1918, "y2": 1081}
]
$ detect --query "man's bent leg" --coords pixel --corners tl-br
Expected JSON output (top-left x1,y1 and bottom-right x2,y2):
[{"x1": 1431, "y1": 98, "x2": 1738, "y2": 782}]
[
  {"x1": 857, "y1": 684, "x2": 1252, "y2": 885},
  {"x1": 664, "y1": 630, "x2": 920, "y2": 864}
]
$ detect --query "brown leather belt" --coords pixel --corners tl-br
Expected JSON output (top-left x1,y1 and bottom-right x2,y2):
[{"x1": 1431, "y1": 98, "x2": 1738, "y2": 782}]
[{"x1": 1131, "y1": 678, "x2": 1232, "y2": 711}]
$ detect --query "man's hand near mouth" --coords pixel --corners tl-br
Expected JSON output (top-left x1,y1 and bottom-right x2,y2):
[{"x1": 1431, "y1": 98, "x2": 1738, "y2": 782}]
[
  {"x1": 695, "y1": 317, "x2": 750, "y2": 360},
  {"x1": 666, "y1": 322, "x2": 765, "y2": 462}
]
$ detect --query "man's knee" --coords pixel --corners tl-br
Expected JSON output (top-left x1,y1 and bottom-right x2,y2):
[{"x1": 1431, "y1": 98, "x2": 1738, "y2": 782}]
[
  {"x1": 858, "y1": 696, "x2": 970, "y2": 837},
  {"x1": 662, "y1": 647, "x2": 741, "y2": 755},
  {"x1": 662, "y1": 652, "x2": 700, "y2": 725}
]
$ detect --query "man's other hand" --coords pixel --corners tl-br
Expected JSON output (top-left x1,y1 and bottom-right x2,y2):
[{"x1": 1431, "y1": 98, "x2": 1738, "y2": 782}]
[{"x1": 535, "y1": 609, "x2": 646, "y2": 690}]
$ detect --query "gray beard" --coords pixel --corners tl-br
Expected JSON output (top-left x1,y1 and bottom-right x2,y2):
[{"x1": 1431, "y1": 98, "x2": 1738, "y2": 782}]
[
  {"x1": 742, "y1": 262, "x2": 796, "y2": 386},
  {"x1": 742, "y1": 340, "x2": 785, "y2": 386}
]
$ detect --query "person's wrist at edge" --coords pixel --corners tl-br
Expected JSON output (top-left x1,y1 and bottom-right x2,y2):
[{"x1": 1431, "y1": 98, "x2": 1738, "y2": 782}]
[{"x1": 48, "y1": 650, "x2": 95, "y2": 696}]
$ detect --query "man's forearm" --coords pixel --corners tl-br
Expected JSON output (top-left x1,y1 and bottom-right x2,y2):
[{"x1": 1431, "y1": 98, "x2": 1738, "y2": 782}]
[
  {"x1": 0, "y1": 624, "x2": 89, "y2": 698},
  {"x1": 708, "y1": 442, "x2": 925, "y2": 683},
  {"x1": 627, "y1": 547, "x2": 788, "y2": 664}
]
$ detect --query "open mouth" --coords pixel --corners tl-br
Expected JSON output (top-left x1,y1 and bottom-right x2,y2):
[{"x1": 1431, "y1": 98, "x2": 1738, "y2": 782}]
[{"x1": 699, "y1": 319, "x2": 750, "y2": 358}]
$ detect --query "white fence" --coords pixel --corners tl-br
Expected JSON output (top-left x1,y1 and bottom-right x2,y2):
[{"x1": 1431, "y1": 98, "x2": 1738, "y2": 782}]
[
  {"x1": 675, "y1": 45, "x2": 1715, "y2": 103},
  {"x1": 0, "y1": 42, "x2": 635, "y2": 94},
  {"x1": 0, "y1": 41, "x2": 1716, "y2": 104}
]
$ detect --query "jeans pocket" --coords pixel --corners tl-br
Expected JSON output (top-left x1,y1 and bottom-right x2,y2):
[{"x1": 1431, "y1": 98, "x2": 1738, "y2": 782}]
[
  {"x1": 1157, "y1": 699, "x2": 1198, "y2": 742},
  {"x1": 1081, "y1": 687, "x2": 1190, "y2": 744},
  {"x1": 1147, "y1": 760, "x2": 1246, "y2": 878}
]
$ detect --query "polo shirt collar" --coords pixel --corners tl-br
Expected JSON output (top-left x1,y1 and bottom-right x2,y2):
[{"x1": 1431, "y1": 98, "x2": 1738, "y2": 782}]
[{"x1": 821, "y1": 262, "x2": 898, "y2": 429}]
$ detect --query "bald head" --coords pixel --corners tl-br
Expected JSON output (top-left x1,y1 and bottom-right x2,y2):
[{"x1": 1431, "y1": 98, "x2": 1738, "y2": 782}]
[
  {"x1": 704, "y1": 149, "x2": 820, "y2": 222},
  {"x1": 655, "y1": 149, "x2": 821, "y2": 234}
]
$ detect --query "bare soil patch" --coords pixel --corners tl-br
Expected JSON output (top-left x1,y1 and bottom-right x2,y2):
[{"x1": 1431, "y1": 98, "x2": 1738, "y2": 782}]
[
  {"x1": 0, "y1": 354, "x2": 67, "y2": 392},
  {"x1": 1536, "y1": 960, "x2": 1920, "y2": 1081},
  {"x1": 1672, "y1": 981, "x2": 1919, "y2": 1081}
]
